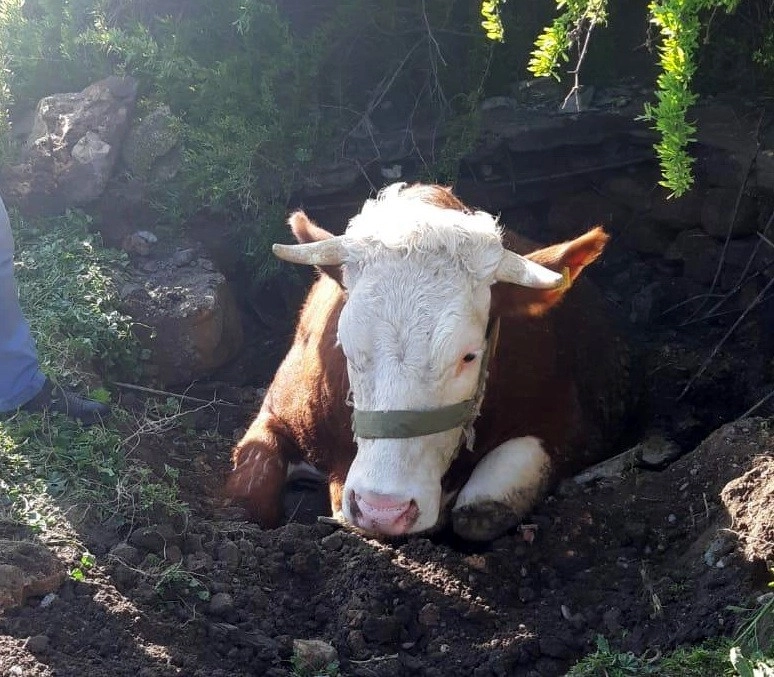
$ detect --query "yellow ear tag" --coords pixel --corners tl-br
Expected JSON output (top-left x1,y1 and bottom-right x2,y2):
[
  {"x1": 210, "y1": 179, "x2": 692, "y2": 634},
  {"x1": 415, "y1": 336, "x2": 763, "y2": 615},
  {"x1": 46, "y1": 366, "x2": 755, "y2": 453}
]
[{"x1": 560, "y1": 266, "x2": 572, "y2": 291}]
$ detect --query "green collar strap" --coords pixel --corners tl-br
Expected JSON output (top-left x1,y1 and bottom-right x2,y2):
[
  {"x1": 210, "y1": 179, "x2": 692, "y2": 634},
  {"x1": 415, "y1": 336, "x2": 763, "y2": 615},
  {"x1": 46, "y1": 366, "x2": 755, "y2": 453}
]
[{"x1": 351, "y1": 317, "x2": 501, "y2": 446}]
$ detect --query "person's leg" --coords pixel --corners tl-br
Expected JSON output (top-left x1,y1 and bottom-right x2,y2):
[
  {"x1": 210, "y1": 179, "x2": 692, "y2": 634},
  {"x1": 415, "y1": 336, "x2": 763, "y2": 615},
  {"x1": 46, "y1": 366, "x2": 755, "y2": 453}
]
[
  {"x1": 0, "y1": 196, "x2": 46, "y2": 412},
  {"x1": 0, "y1": 196, "x2": 109, "y2": 424}
]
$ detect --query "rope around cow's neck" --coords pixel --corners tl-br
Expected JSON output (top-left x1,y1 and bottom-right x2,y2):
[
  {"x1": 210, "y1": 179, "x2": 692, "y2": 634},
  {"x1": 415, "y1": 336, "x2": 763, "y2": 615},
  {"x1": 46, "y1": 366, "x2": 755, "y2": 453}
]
[{"x1": 350, "y1": 316, "x2": 501, "y2": 451}]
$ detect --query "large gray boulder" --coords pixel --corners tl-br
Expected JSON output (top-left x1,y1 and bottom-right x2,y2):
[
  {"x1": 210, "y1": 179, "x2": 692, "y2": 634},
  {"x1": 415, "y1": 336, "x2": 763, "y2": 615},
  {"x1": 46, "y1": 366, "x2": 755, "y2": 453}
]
[{"x1": 1, "y1": 76, "x2": 138, "y2": 215}]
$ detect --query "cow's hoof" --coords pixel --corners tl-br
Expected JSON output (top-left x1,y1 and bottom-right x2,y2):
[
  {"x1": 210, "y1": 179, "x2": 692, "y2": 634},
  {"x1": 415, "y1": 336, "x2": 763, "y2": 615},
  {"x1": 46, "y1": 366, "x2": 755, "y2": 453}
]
[{"x1": 451, "y1": 501, "x2": 521, "y2": 541}]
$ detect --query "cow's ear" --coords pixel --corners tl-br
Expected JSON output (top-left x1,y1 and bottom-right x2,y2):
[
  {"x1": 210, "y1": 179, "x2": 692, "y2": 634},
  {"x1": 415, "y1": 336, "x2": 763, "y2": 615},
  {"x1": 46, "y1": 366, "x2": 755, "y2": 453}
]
[
  {"x1": 491, "y1": 227, "x2": 609, "y2": 318},
  {"x1": 287, "y1": 211, "x2": 344, "y2": 285}
]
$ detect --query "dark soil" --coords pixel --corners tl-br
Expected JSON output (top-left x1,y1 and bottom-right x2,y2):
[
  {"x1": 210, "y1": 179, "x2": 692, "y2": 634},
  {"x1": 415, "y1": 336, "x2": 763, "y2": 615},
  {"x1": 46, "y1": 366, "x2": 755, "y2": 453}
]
[{"x1": 0, "y1": 401, "x2": 772, "y2": 677}]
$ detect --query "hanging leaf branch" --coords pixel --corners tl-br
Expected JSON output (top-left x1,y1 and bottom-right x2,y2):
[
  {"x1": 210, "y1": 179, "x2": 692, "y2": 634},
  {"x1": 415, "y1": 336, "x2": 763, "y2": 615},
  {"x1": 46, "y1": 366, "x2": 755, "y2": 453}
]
[{"x1": 480, "y1": 0, "x2": 742, "y2": 198}]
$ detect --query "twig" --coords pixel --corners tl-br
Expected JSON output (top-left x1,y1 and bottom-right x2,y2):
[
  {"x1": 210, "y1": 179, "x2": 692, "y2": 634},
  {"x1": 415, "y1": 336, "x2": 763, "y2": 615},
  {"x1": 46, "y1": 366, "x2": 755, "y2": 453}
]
[
  {"x1": 678, "y1": 273, "x2": 774, "y2": 399},
  {"x1": 350, "y1": 654, "x2": 399, "y2": 665},
  {"x1": 683, "y1": 114, "x2": 762, "y2": 325},
  {"x1": 737, "y1": 387, "x2": 774, "y2": 420},
  {"x1": 113, "y1": 381, "x2": 246, "y2": 409},
  {"x1": 562, "y1": 19, "x2": 598, "y2": 112},
  {"x1": 696, "y1": 208, "x2": 774, "y2": 320}
]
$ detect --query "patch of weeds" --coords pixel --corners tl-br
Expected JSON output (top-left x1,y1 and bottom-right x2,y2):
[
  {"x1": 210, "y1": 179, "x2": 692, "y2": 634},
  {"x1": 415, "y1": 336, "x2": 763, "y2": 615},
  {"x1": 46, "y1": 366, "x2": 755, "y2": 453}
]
[
  {"x1": 142, "y1": 555, "x2": 210, "y2": 604},
  {"x1": 11, "y1": 208, "x2": 143, "y2": 386},
  {"x1": 290, "y1": 654, "x2": 340, "y2": 677},
  {"x1": 0, "y1": 211, "x2": 194, "y2": 534},
  {"x1": 566, "y1": 635, "x2": 658, "y2": 676},
  {"x1": 729, "y1": 571, "x2": 774, "y2": 676},
  {"x1": 69, "y1": 552, "x2": 96, "y2": 581},
  {"x1": 567, "y1": 635, "x2": 735, "y2": 676}
]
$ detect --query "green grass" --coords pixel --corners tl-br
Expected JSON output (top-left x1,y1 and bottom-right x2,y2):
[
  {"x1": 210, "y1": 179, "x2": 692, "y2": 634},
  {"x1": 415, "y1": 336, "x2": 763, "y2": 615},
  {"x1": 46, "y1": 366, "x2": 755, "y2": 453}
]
[{"x1": 0, "y1": 209, "x2": 189, "y2": 535}]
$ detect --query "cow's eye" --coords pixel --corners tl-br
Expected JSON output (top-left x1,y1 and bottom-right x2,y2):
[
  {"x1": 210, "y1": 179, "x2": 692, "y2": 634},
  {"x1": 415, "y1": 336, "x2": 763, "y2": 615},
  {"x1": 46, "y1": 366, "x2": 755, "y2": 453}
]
[{"x1": 462, "y1": 352, "x2": 477, "y2": 364}]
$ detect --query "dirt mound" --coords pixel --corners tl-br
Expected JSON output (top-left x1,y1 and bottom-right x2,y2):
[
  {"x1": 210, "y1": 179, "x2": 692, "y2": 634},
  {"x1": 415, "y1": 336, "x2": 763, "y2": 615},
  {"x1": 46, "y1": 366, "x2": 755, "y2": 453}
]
[
  {"x1": 722, "y1": 452, "x2": 774, "y2": 565},
  {"x1": 1, "y1": 418, "x2": 772, "y2": 676}
]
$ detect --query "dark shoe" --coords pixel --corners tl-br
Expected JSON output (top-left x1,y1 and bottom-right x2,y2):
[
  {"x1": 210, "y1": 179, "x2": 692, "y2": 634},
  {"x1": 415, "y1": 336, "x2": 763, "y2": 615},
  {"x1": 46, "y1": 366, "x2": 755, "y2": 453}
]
[{"x1": 21, "y1": 378, "x2": 110, "y2": 425}]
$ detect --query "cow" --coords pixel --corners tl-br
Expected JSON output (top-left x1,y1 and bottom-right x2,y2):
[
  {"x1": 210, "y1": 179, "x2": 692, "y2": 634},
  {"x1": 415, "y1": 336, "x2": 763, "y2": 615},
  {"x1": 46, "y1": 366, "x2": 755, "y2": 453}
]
[{"x1": 227, "y1": 182, "x2": 631, "y2": 541}]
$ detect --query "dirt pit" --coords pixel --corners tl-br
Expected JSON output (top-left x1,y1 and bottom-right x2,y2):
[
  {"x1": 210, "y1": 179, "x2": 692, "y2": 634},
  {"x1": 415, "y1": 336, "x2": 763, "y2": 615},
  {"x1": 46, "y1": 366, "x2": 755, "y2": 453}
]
[{"x1": 1, "y1": 414, "x2": 772, "y2": 677}]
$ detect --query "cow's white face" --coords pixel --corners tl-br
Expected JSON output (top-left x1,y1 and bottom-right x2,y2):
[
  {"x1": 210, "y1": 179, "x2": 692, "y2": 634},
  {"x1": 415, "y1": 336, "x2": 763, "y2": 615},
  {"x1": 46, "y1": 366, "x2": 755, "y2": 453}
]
[{"x1": 336, "y1": 194, "x2": 505, "y2": 535}]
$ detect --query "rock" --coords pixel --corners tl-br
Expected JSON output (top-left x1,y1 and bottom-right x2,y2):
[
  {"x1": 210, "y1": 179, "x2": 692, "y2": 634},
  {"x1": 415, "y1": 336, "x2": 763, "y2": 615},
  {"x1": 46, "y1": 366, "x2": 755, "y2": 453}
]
[
  {"x1": 362, "y1": 614, "x2": 403, "y2": 644},
  {"x1": 571, "y1": 435, "x2": 681, "y2": 485},
  {"x1": 546, "y1": 191, "x2": 626, "y2": 240},
  {"x1": 25, "y1": 634, "x2": 50, "y2": 652},
  {"x1": 208, "y1": 592, "x2": 234, "y2": 617},
  {"x1": 119, "y1": 247, "x2": 243, "y2": 385},
  {"x1": 128, "y1": 526, "x2": 178, "y2": 555},
  {"x1": 172, "y1": 248, "x2": 197, "y2": 267},
  {"x1": 538, "y1": 635, "x2": 573, "y2": 659},
  {"x1": 620, "y1": 216, "x2": 674, "y2": 256},
  {"x1": 0, "y1": 540, "x2": 66, "y2": 612},
  {"x1": 164, "y1": 545, "x2": 183, "y2": 564},
  {"x1": 122, "y1": 230, "x2": 159, "y2": 256},
  {"x1": 755, "y1": 149, "x2": 774, "y2": 192},
  {"x1": 650, "y1": 187, "x2": 703, "y2": 229},
  {"x1": 217, "y1": 540, "x2": 241, "y2": 571},
  {"x1": 108, "y1": 542, "x2": 143, "y2": 566},
  {"x1": 291, "y1": 639, "x2": 338, "y2": 673},
  {"x1": 629, "y1": 282, "x2": 663, "y2": 325},
  {"x1": 418, "y1": 602, "x2": 441, "y2": 626},
  {"x1": 699, "y1": 188, "x2": 758, "y2": 238},
  {"x1": 320, "y1": 532, "x2": 344, "y2": 551},
  {"x1": 600, "y1": 174, "x2": 654, "y2": 212},
  {"x1": 559, "y1": 85, "x2": 595, "y2": 113},
  {"x1": 694, "y1": 103, "x2": 758, "y2": 161},
  {"x1": 704, "y1": 534, "x2": 736, "y2": 567},
  {"x1": 665, "y1": 228, "x2": 722, "y2": 284},
  {"x1": 299, "y1": 162, "x2": 360, "y2": 198},
  {"x1": 122, "y1": 104, "x2": 181, "y2": 182},
  {"x1": 0, "y1": 76, "x2": 138, "y2": 215}
]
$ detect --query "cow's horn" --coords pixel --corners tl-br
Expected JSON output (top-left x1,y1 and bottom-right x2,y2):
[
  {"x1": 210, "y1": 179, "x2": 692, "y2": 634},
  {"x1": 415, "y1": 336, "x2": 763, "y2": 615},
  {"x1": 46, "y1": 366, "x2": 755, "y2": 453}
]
[
  {"x1": 495, "y1": 250, "x2": 564, "y2": 289},
  {"x1": 272, "y1": 237, "x2": 347, "y2": 266}
]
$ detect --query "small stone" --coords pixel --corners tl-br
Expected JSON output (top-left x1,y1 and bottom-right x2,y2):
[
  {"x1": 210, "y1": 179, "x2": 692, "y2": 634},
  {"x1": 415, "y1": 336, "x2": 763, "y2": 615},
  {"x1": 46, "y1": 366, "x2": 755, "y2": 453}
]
[
  {"x1": 321, "y1": 532, "x2": 344, "y2": 551},
  {"x1": 109, "y1": 542, "x2": 143, "y2": 566},
  {"x1": 129, "y1": 526, "x2": 175, "y2": 555},
  {"x1": 418, "y1": 602, "x2": 440, "y2": 626},
  {"x1": 347, "y1": 629, "x2": 367, "y2": 658},
  {"x1": 362, "y1": 614, "x2": 402, "y2": 644},
  {"x1": 704, "y1": 534, "x2": 735, "y2": 567},
  {"x1": 172, "y1": 248, "x2": 196, "y2": 267},
  {"x1": 292, "y1": 639, "x2": 338, "y2": 673},
  {"x1": 667, "y1": 514, "x2": 677, "y2": 524},
  {"x1": 519, "y1": 586, "x2": 537, "y2": 602},
  {"x1": 538, "y1": 635, "x2": 573, "y2": 659},
  {"x1": 164, "y1": 545, "x2": 183, "y2": 564},
  {"x1": 39, "y1": 593, "x2": 57, "y2": 608},
  {"x1": 208, "y1": 592, "x2": 234, "y2": 617},
  {"x1": 603, "y1": 607, "x2": 622, "y2": 634},
  {"x1": 217, "y1": 540, "x2": 241, "y2": 571},
  {"x1": 25, "y1": 634, "x2": 50, "y2": 652},
  {"x1": 9, "y1": 666, "x2": 22, "y2": 676}
]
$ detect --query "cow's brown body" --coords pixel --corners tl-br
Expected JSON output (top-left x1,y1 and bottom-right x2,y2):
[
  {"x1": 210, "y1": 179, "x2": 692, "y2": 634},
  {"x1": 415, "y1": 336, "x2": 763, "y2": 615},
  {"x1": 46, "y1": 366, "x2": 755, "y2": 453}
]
[{"x1": 228, "y1": 207, "x2": 632, "y2": 534}]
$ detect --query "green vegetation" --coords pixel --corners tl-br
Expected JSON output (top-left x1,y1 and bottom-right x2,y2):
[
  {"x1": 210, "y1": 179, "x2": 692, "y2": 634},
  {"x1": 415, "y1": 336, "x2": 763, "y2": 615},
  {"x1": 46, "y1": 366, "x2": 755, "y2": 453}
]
[
  {"x1": 567, "y1": 583, "x2": 774, "y2": 677},
  {"x1": 0, "y1": 0, "x2": 493, "y2": 281},
  {"x1": 0, "y1": 209, "x2": 192, "y2": 534}
]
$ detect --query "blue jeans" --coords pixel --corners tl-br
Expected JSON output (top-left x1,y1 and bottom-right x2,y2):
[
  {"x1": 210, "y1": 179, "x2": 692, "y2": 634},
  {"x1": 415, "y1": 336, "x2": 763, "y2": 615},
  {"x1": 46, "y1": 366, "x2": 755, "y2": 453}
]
[{"x1": 0, "y1": 196, "x2": 46, "y2": 411}]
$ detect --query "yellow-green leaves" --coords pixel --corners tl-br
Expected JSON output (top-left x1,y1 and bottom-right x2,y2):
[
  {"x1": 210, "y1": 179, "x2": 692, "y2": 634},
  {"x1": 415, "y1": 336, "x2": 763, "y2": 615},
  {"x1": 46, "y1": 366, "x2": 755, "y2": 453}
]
[{"x1": 480, "y1": 0, "x2": 505, "y2": 42}]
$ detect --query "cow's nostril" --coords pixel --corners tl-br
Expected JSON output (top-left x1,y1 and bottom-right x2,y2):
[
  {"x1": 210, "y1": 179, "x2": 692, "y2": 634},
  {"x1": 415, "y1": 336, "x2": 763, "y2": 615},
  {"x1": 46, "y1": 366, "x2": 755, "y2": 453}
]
[{"x1": 351, "y1": 491, "x2": 419, "y2": 534}]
